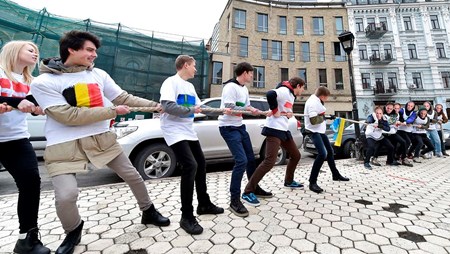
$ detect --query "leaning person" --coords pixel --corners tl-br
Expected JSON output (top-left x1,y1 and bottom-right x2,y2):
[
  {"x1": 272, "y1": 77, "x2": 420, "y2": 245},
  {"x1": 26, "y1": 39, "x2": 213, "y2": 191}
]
[{"x1": 31, "y1": 31, "x2": 170, "y2": 254}]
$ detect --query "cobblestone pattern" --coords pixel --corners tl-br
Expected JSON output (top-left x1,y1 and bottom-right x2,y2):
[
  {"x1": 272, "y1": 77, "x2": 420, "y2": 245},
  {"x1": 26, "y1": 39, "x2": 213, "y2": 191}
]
[{"x1": 1, "y1": 157, "x2": 450, "y2": 253}]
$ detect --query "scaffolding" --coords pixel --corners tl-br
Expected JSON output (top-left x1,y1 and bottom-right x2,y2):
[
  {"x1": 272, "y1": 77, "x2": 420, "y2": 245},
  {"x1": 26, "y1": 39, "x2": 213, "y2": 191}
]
[{"x1": 0, "y1": 0, "x2": 209, "y2": 104}]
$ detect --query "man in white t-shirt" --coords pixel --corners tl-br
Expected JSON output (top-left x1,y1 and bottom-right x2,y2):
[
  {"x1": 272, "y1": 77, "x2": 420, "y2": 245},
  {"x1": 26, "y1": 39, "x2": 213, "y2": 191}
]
[
  {"x1": 304, "y1": 86, "x2": 349, "y2": 194},
  {"x1": 31, "y1": 30, "x2": 170, "y2": 254},
  {"x1": 160, "y1": 55, "x2": 224, "y2": 235}
]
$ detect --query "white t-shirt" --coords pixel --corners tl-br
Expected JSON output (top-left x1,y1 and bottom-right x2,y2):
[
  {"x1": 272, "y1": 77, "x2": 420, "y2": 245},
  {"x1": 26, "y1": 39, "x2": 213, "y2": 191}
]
[
  {"x1": 30, "y1": 68, "x2": 122, "y2": 146},
  {"x1": 265, "y1": 86, "x2": 294, "y2": 131},
  {"x1": 304, "y1": 94, "x2": 327, "y2": 134},
  {"x1": 0, "y1": 70, "x2": 30, "y2": 142},
  {"x1": 159, "y1": 74, "x2": 201, "y2": 146},
  {"x1": 218, "y1": 82, "x2": 250, "y2": 127}
]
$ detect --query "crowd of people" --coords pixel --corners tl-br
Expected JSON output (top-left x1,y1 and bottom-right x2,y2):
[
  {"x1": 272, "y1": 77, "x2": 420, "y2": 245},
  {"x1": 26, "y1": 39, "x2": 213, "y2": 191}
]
[
  {"x1": 363, "y1": 101, "x2": 448, "y2": 170},
  {"x1": 0, "y1": 29, "x2": 446, "y2": 254}
]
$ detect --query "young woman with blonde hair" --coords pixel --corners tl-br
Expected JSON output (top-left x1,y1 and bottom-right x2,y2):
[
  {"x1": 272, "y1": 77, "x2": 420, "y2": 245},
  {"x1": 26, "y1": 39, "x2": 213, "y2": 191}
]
[{"x1": 0, "y1": 40, "x2": 50, "y2": 254}]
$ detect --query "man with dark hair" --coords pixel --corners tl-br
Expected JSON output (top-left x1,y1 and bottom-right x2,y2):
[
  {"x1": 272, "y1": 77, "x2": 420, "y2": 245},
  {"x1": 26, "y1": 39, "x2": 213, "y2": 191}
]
[
  {"x1": 304, "y1": 86, "x2": 349, "y2": 194},
  {"x1": 242, "y1": 77, "x2": 305, "y2": 206},
  {"x1": 160, "y1": 55, "x2": 224, "y2": 235},
  {"x1": 31, "y1": 30, "x2": 170, "y2": 254},
  {"x1": 218, "y1": 61, "x2": 271, "y2": 217}
]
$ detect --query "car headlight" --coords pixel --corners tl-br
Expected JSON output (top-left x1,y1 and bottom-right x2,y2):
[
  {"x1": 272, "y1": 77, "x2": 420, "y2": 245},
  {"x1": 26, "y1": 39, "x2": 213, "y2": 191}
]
[{"x1": 112, "y1": 124, "x2": 138, "y2": 139}]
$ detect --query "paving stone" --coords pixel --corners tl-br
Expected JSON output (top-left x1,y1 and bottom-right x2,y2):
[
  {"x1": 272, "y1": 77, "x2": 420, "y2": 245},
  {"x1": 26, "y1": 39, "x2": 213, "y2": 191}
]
[
  {"x1": 291, "y1": 239, "x2": 315, "y2": 252},
  {"x1": 316, "y1": 243, "x2": 341, "y2": 254},
  {"x1": 251, "y1": 242, "x2": 276, "y2": 254},
  {"x1": 103, "y1": 244, "x2": 129, "y2": 254},
  {"x1": 329, "y1": 236, "x2": 353, "y2": 249},
  {"x1": 188, "y1": 239, "x2": 213, "y2": 253},
  {"x1": 210, "y1": 232, "x2": 233, "y2": 244},
  {"x1": 208, "y1": 244, "x2": 234, "y2": 254},
  {"x1": 417, "y1": 242, "x2": 449, "y2": 254},
  {"x1": 354, "y1": 240, "x2": 381, "y2": 253},
  {"x1": 87, "y1": 239, "x2": 114, "y2": 251},
  {"x1": 230, "y1": 237, "x2": 254, "y2": 250},
  {"x1": 146, "y1": 241, "x2": 172, "y2": 254},
  {"x1": 248, "y1": 231, "x2": 271, "y2": 242}
]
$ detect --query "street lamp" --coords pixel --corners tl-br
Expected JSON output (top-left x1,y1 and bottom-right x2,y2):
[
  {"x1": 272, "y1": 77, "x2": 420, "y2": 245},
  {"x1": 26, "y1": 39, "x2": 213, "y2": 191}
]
[{"x1": 338, "y1": 31, "x2": 363, "y2": 160}]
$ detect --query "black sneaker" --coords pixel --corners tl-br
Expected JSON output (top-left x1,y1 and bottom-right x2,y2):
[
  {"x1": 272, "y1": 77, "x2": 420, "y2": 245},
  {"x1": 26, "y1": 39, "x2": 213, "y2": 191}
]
[
  {"x1": 386, "y1": 160, "x2": 401, "y2": 166},
  {"x1": 255, "y1": 185, "x2": 273, "y2": 198},
  {"x1": 13, "y1": 227, "x2": 50, "y2": 254},
  {"x1": 197, "y1": 203, "x2": 224, "y2": 215},
  {"x1": 230, "y1": 199, "x2": 249, "y2": 217},
  {"x1": 141, "y1": 204, "x2": 170, "y2": 226},
  {"x1": 56, "y1": 220, "x2": 84, "y2": 254},
  {"x1": 180, "y1": 217, "x2": 203, "y2": 235}
]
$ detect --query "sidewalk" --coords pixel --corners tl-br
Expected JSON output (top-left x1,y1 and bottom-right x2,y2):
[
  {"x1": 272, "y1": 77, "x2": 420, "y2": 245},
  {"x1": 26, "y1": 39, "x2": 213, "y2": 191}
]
[{"x1": 1, "y1": 157, "x2": 450, "y2": 254}]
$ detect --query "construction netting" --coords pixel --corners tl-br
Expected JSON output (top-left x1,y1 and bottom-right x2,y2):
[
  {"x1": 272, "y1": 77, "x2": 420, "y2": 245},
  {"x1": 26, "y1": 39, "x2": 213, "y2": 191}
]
[{"x1": 0, "y1": 0, "x2": 209, "y2": 113}]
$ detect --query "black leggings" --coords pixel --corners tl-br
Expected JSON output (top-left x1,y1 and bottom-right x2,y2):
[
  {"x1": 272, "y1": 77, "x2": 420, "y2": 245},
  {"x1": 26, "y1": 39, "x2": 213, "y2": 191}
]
[
  {"x1": 0, "y1": 138, "x2": 41, "y2": 233},
  {"x1": 409, "y1": 133, "x2": 434, "y2": 157},
  {"x1": 170, "y1": 140, "x2": 211, "y2": 219},
  {"x1": 365, "y1": 138, "x2": 394, "y2": 164}
]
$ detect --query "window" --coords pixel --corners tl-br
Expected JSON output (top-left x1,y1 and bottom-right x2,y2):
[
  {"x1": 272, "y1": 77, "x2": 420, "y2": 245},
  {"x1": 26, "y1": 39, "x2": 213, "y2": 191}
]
[
  {"x1": 355, "y1": 18, "x2": 364, "y2": 32},
  {"x1": 257, "y1": 13, "x2": 268, "y2": 32},
  {"x1": 239, "y1": 36, "x2": 248, "y2": 57},
  {"x1": 412, "y1": 73, "x2": 422, "y2": 88},
  {"x1": 367, "y1": 17, "x2": 375, "y2": 30},
  {"x1": 335, "y1": 69, "x2": 344, "y2": 90},
  {"x1": 234, "y1": 9, "x2": 246, "y2": 29},
  {"x1": 335, "y1": 17, "x2": 344, "y2": 34},
  {"x1": 430, "y1": 15, "x2": 440, "y2": 29},
  {"x1": 384, "y1": 44, "x2": 392, "y2": 59},
  {"x1": 334, "y1": 42, "x2": 346, "y2": 61},
  {"x1": 404, "y1": 16, "x2": 412, "y2": 30},
  {"x1": 437, "y1": 43, "x2": 446, "y2": 58},
  {"x1": 261, "y1": 39, "x2": 268, "y2": 59},
  {"x1": 279, "y1": 16, "x2": 287, "y2": 34},
  {"x1": 375, "y1": 73, "x2": 384, "y2": 89},
  {"x1": 253, "y1": 66, "x2": 265, "y2": 88},
  {"x1": 318, "y1": 69, "x2": 327, "y2": 86},
  {"x1": 301, "y1": 42, "x2": 310, "y2": 62},
  {"x1": 388, "y1": 72, "x2": 397, "y2": 88},
  {"x1": 272, "y1": 40, "x2": 282, "y2": 61},
  {"x1": 379, "y1": 17, "x2": 388, "y2": 30},
  {"x1": 289, "y1": 42, "x2": 295, "y2": 61},
  {"x1": 281, "y1": 68, "x2": 289, "y2": 82},
  {"x1": 362, "y1": 73, "x2": 371, "y2": 89},
  {"x1": 211, "y1": 62, "x2": 223, "y2": 84},
  {"x1": 408, "y1": 44, "x2": 417, "y2": 59},
  {"x1": 318, "y1": 42, "x2": 325, "y2": 62},
  {"x1": 371, "y1": 45, "x2": 380, "y2": 59},
  {"x1": 359, "y1": 45, "x2": 368, "y2": 60},
  {"x1": 298, "y1": 69, "x2": 307, "y2": 90},
  {"x1": 442, "y1": 72, "x2": 450, "y2": 88},
  {"x1": 296, "y1": 17, "x2": 304, "y2": 35},
  {"x1": 313, "y1": 17, "x2": 324, "y2": 35}
]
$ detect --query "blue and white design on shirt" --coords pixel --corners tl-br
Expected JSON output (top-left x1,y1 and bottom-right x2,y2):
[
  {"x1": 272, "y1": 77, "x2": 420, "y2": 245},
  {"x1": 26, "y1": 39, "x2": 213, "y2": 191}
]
[{"x1": 177, "y1": 94, "x2": 196, "y2": 118}]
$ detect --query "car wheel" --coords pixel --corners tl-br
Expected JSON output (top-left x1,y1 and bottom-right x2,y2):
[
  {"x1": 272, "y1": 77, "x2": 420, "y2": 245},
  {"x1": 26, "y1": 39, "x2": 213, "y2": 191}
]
[
  {"x1": 133, "y1": 143, "x2": 177, "y2": 180},
  {"x1": 343, "y1": 140, "x2": 356, "y2": 158}
]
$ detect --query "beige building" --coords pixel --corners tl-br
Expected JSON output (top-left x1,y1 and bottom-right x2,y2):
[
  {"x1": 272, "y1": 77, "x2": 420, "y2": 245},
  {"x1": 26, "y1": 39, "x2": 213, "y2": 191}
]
[{"x1": 209, "y1": 0, "x2": 353, "y2": 116}]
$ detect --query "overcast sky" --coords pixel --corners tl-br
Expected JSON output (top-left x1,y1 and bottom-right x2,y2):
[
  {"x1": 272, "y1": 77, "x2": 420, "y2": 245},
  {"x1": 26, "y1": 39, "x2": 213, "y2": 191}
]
[{"x1": 11, "y1": 0, "x2": 229, "y2": 41}]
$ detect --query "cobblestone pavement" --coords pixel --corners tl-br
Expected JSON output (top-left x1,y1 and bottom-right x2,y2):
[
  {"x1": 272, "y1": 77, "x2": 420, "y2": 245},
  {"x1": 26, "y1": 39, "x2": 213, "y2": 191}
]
[{"x1": 1, "y1": 156, "x2": 450, "y2": 254}]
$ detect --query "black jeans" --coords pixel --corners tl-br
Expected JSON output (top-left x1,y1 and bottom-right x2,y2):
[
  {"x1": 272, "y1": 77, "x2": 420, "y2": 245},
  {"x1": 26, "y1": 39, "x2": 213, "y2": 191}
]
[
  {"x1": 365, "y1": 138, "x2": 394, "y2": 164},
  {"x1": 397, "y1": 130, "x2": 414, "y2": 156},
  {"x1": 309, "y1": 133, "x2": 340, "y2": 184},
  {"x1": 0, "y1": 138, "x2": 41, "y2": 233},
  {"x1": 170, "y1": 140, "x2": 211, "y2": 219},
  {"x1": 409, "y1": 133, "x2": 434, "y2": 157}
]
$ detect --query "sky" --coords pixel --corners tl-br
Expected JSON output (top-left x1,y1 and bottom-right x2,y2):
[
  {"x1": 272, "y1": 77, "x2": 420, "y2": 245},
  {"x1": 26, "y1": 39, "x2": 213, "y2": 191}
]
[{"x1": 11, "y1": 0, "x2": 229, "y2": 41}]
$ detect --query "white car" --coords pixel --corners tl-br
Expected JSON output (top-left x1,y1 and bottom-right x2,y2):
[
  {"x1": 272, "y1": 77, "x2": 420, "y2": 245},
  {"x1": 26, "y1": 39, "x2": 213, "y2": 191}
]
[{"x1": 112, "y1": 97, "x2": 303, "y2": 179}]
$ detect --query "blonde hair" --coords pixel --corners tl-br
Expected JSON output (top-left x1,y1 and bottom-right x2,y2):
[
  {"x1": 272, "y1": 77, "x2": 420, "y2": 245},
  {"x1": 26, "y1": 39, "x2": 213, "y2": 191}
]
[
  {"x1": 175, "y1": 55, "x2": 195, "y2": 71},
  {"x1": 0, "y1": 41, "x2": 39, "y2": 84}
]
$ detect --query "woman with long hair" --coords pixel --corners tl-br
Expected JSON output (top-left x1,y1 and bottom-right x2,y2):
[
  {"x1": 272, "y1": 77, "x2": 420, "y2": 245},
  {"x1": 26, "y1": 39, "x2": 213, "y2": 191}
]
[
  {"x1": 0, "y1": 41, "x2": 50, "y2": 254},
  {"x1": 435, "y1": 103, "x2": 449, "y2": 156}
]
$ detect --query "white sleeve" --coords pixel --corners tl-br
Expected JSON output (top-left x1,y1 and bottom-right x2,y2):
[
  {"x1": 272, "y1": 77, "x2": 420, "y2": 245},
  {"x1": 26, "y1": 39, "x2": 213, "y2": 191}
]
[
  {"x1": 30, "y1": 76, "x2": 67, "y2": 111},
  {"x1": 160, "y1": 78, "x2": 176, "y2": 102},
  {"x1": 98, "y1": 69, "x2": 123, "y2": 101},
  {"x1": 221, "y1": 84, "x2": 236, "y2": 105}
]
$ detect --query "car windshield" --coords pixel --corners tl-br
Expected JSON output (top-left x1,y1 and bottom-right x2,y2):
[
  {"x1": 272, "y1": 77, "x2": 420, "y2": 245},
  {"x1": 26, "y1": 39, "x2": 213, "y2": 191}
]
[{"x1": 443, "y1": 122, "x2": 450, "y2": 130}]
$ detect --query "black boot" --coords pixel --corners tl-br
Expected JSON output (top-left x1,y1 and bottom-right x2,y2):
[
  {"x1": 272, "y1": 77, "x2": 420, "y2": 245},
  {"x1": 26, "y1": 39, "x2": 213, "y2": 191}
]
[
  {"x1": 197, "y1": 203, "x2": 224, "y2": 215},
  {"x1": 309, "y1": 183, "x2": 324, "y2": 194},
  {"x1": 229, "y1": 198, "x2": 249, "y2": 217},
  {"x1": 55, "y1": 220, "x2": 84, "y2": 254},
  {"x1": 332, "y1": 174, "x2": 350, "y2": 181},
  {"x1": 180, "y1": 217, "x2": 203, "y2": 235},
  {"x1": 13, "y1": 227, "x2": 50, "y2": 254},
  {"x1": 141, "y1": 204, "x2": 170, "y2": 226}
]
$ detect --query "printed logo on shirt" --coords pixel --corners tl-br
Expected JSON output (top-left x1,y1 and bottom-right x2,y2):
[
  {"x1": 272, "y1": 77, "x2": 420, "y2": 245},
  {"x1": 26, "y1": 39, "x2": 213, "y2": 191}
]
[
  {"x1": 177, "y1": 94, "x2": 196, "y2": 118},
  {"x1": 284, "y1": 101, "x2": 293, "y2": 109},
  {"x1": 0, "y1": 78, "x2": 29, "y2": 97},
  {"x1": 62, "y1": 83, "x2": 104, "y2": 108}
]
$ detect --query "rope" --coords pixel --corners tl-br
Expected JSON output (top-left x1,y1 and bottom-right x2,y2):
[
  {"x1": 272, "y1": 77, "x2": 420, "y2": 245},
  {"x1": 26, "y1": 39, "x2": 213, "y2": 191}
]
[{"x1": 128, "y1": 107, "x2": 307, "y2": 117}]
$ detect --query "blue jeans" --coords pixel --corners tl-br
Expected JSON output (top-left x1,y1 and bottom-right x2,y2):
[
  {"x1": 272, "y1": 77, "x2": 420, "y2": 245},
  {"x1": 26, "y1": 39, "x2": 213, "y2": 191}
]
[
  {"x1": 427, "y1": 129, "x2": 442, "y2": 155},
  {"x1": 309, "y1": 133, "x2": 340, "y2": 184},
  {"x1": 220, "y1": 125, "x2": 256, "y2": 200}
]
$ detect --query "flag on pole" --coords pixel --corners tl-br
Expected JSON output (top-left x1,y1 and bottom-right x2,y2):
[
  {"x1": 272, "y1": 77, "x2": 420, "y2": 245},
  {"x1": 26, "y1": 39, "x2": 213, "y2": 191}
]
[{"x1": 330, "y1": 117, "x2": 346, "y2": 147}]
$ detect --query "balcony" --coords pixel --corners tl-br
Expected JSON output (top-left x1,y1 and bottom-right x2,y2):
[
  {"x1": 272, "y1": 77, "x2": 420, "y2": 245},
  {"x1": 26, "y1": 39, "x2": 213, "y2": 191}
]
[
  {"x1": 365, "y1": 23, "x2": 387, "y2": 39},
  {"x1": 369, "y1": 53, "x2": 394, "y2": 65},
  {"x1": 374, "y1": 82, "x2": 397, "y2": 96}
]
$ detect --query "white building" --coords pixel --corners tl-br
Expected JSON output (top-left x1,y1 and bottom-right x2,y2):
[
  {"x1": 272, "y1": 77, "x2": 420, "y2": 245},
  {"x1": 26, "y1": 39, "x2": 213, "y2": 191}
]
[{"x1": 346, "y1": 0, "x2": 450, "y2": 118}]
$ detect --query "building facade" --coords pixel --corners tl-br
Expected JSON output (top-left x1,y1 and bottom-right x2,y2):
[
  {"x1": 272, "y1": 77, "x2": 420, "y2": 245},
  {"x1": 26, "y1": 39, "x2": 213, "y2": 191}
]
[
  {"x1": 209, "y1": 0, "x2": 353, "y2": 116},
  {"x1": 347, "y1": 0, "x2": 450, "y2": 118}
]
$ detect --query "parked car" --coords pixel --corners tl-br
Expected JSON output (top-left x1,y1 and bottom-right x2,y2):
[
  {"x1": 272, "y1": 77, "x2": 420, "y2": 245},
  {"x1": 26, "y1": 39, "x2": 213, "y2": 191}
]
[
  {"x1": 113, "y1": 97, "x2": 303, "y2": 179},
  {"x1": 441, "y1": 122, "x2": 450, "y2": 149},
  {"x1": 303, "y1": 122, "x2": 363, "y2": 158}
]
